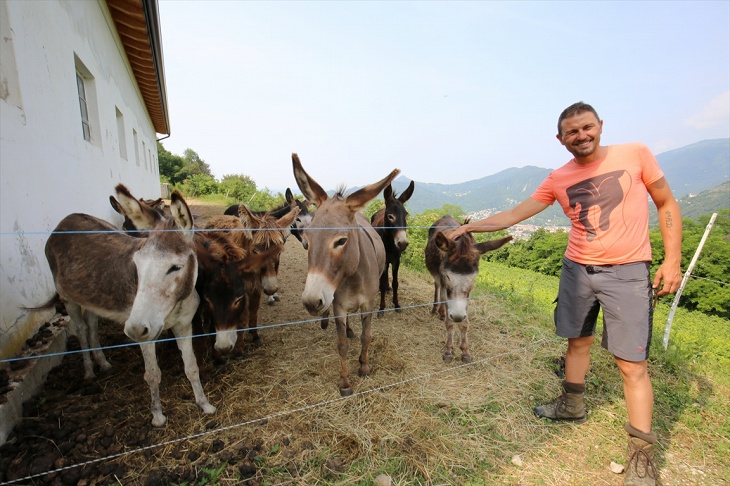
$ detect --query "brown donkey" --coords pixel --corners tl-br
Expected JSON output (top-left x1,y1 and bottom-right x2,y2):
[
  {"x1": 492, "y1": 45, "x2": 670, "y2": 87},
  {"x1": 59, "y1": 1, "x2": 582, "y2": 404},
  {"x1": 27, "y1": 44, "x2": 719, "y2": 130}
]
[
  {"x1": 425, "y1": 215, "x2": 512, "y2": 364},
  {"x1": 204, "y1": 203, "x2": 299, "y2": 352},
  {"x1": 292, "y1": 153, "x2": 399, "y2": 396},
  {"x1": 33, "y1": 190, "x2": 215, "y2": 427}
]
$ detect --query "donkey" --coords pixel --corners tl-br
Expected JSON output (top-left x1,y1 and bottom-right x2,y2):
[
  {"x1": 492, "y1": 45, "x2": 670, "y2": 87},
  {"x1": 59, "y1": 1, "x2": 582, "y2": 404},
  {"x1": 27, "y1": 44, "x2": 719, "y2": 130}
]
[
  {"x1": 292, "y1": 152, "x2": 399, "y2": 396},
  {"x1": 109, "y1": 185, "x2": 278, "y2": 368},
  {"x1": 224, "y1": 188, "x2": 313, "y2": 250},
  {"x1": 204, "y1": 204, "x2": 299, "y2": 352},
  {"x1": 370, "y1": 180, "x2": 415, "y2": 317},
  {"x1": 33, "y1": 190, "x2": 215, "y2": 427},
  {"x1": 425, "y1": 215, "x2": 512, "y2": 364}
]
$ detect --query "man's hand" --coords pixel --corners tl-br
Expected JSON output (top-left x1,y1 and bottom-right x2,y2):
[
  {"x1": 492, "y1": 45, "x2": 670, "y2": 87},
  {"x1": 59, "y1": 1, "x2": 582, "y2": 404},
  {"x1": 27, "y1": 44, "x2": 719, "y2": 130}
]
[
  {"x1": 448, "y1": 226, "x2": 469, "y2": 240},
  {"x1": 653, "y1": 261, "x2": 683, "y2": 297}
]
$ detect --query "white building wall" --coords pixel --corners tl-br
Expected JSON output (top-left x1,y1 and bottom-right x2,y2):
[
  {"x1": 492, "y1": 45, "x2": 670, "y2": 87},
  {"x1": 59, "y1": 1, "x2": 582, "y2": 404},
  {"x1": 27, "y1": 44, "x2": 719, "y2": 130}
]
[{"x1": 0, "y1": 0, "x2": 163, "y2": 358}]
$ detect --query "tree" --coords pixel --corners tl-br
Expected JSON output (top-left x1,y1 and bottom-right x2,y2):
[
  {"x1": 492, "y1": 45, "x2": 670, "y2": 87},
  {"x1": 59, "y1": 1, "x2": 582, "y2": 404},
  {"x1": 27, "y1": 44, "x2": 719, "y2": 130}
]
[
  {"x1": 220, "y1": 174, "x2": 257, "y2": 202},
  {"x1": 158, "y1": 142, "x2": 186, "y2": 185},
  {"x1": 180, "y1": 174, "x2": 219, "y2": 197},
  {"x1": 183, "y1": 148, "x2": 212, "y2": 177}
]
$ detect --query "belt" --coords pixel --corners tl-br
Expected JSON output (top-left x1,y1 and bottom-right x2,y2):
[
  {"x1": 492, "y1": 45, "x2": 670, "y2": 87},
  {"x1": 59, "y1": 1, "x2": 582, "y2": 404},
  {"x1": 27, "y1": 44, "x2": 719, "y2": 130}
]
[{"x1": 585, "y1": 264, "x2": 613, "y2": 274}]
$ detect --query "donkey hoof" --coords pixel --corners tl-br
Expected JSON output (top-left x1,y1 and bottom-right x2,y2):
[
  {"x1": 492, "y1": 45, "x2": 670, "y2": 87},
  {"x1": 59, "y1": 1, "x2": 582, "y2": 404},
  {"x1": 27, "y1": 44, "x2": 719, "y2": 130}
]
[
  {"x1": 151, "y1": 414, "x2": 168, "y2": 428},
  {"x1": 376, "y1": 311, "x2": 384, "y2": 319},
  {"x1": 443, "y1": 354, "x2": 453, "y2": 364},
  {"x1": 395, "y1": 306, "x2": 402, "y2": 313},
  {"x1": 200, "y1": 402, "x2": 217, "y2": 415},
  {"x1": 461, "y1": 354, "x2": 473, "y2": 364},
  {"x1": 340, "y1": 387, "x2": 353, "y2": 397},
  {"x1": 320, "y1": 319, "x2": 329, "y2": 330}
]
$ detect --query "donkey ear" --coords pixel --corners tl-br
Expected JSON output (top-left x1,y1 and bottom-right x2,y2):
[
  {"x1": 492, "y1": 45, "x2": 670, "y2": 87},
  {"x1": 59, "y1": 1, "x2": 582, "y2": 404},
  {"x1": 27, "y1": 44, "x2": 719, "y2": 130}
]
[
  {"x1": 345, "y1": 169, "x2": 401, "y2": 213},
  {"x1": 384, "y1": 184, "x2": 395, "y2": 204},
  {"x1": 235, "y1": 205, "x2": 261, "y2": 242},
  {"x1": 149, "y1": 198, "x2": 166, "y2": 212},
  {"x1": 399, "y1": 180, "x2": 415, "y2": 203},
  {"x1": 475, "y1": 235, "x2": 513, "y2": 255},
  {"x1": 237, "y1": 204, "x2": 261, "y2": 228},
  {"x1": 292, "y1": 153, "x2": 328, "y2": 207},
  {"x1": 109, "y1": 196, "x2": 123, "y2": 214},
  {"x1": 276, "y1": 206, "x2": 300, "y2": 228},
  {"x1": 285, "y1": 187, "x2": 295, "y2": 205},
  {"x1": 115, "y1": 184, "x2": 144, "y2": 219},
  {"x1": 169, "y1": 190, "x2": 195, "y2": 241},
  {"x1": 434, "y1": 231, "x2": 454, "y2": 253}
]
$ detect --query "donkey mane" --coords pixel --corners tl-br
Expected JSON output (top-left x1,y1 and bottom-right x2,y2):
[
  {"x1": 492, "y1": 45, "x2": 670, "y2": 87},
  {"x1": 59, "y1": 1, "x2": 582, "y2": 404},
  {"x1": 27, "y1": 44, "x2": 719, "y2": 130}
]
[
  {"x1": 199, "y1": 232, "x2": 248, "y2": 262},
  {"x1": 449, "y1": 234, "x2": 478, "y2": 263},
  {"x1": 333, "y1": 185, "x2": 348, "y2": 198},
  {"x1": 250, "y1": 214, "x2": 289, "y2": 249}
]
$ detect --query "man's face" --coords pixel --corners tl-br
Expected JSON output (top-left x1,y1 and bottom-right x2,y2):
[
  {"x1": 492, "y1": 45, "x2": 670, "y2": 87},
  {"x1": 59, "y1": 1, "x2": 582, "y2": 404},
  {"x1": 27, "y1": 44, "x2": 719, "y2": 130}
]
[{"x1": 557, "y1": 111, "x2": 603, "y2": 160}]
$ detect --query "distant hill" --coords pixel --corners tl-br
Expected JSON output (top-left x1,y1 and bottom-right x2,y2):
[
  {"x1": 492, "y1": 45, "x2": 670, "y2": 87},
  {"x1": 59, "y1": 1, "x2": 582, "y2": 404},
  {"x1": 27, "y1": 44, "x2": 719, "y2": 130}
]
[
  {"x1": 656, "y1": 138, "x2": 729, "y2": 198},
  {"x1": 389, "y1": 138, "x2": 729, "y2": 225},
  {"x1": 676, "y1": 181, "x2": 730, "y2": 222}
]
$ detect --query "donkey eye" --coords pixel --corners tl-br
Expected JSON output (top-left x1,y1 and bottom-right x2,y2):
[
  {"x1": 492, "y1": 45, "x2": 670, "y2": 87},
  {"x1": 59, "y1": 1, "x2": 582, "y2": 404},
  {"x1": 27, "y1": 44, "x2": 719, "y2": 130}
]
[
  {"x1": 234, "y1": 295, "x2": 244, "y2": 307},
  {"x1": 387, "y1": 214, "x2": 396, "y2": 224},
  {"x1": 334, "y1": 237, "x2": 347, "y2": 248},
  {"x1": 167, "y1": 264, "x2": 183, "y2": 274}
]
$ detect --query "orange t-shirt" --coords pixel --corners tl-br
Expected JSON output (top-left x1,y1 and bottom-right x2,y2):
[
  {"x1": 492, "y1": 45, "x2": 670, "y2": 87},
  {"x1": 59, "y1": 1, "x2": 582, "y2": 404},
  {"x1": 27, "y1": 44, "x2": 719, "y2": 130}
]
[{"x1": 531, "y1": 143, "x2": 664, "y2": 265}]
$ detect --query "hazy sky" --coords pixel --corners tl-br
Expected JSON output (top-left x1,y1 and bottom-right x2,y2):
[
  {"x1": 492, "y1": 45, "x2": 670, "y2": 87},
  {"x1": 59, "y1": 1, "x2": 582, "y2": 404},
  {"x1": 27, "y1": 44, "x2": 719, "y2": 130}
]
[{"x1": 157, "y1": 1, "x2": 730, "y2": 192}]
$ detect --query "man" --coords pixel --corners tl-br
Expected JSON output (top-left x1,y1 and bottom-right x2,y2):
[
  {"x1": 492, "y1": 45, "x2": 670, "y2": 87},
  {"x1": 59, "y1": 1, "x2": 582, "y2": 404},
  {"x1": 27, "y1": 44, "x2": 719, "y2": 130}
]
[{"x1": 449, "y1": 102, "x2": 682, "y2": 485}]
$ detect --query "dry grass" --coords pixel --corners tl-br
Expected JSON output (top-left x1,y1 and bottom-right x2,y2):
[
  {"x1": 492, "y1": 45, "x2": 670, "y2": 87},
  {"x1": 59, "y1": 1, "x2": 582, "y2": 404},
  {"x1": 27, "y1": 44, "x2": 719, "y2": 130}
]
[{"x1": 8, "y1": 199, "x2": 726, "y2": 485}]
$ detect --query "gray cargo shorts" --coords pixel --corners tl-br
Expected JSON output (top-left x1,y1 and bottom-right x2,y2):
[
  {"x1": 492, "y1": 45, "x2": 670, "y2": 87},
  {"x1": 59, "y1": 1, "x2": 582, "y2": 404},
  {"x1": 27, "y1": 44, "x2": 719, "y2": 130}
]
[{"x1": 554, "y1": 256, "x2": 654, "y2": 362}]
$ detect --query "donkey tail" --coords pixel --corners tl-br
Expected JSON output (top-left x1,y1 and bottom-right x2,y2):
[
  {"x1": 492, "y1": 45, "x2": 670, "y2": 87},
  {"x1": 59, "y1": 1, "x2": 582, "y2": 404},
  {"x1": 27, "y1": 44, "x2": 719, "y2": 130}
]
[{"x1": 22, "y1": 293, "x2": 64, "y2": 313}]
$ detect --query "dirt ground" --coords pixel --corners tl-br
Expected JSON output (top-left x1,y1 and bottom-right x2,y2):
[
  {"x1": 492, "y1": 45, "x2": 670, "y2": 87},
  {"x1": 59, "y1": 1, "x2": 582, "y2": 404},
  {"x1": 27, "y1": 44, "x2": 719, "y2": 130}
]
[{"x1": 0, "y1": 201, "x2": 459, "y2": 485}]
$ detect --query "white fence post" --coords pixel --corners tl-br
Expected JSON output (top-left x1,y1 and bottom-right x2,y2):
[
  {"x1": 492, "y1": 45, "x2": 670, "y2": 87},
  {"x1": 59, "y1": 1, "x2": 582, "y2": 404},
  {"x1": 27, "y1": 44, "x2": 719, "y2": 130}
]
[{"x1": 662, "y1": 212, "x2": 718, "y2": 351}]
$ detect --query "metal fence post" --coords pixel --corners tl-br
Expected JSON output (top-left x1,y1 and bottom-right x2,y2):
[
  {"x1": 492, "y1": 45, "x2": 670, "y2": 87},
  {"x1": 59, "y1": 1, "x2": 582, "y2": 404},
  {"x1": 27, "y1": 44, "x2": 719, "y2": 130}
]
[{"x1": 662, "y1": 212, "x2": 718, "y2": 351}]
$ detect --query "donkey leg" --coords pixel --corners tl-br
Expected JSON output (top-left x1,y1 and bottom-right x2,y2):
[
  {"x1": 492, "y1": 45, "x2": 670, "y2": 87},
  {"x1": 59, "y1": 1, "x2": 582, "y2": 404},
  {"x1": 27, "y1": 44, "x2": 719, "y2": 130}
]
[
  {"x1": 358, "y1": 312, "x2": 373, "y2": 378},
  {"x1": 392, "y1": 259, "x2": 402, "y2": 312},
  {"x1": 85, "y1": 311, "x2": 112, "y2": 373},
  {"x1": 430, "y1": 283, "x2": 440, "y2": 316},
  {"x1": 459, "y1": 317, "x2": 472, "y2": 363},
  {"x1": 335, "y1": 315, "x2": 352, "y2": 396},
  {"x1": 233, "y1": 296, "x2": 250, "y2": 357},
  {"x1": 65, "y1": 302, "x2": 95, "y2": 380},
  {"x1": 139, "y1": 342, "x2": 166, "y2": 427},
  {"x1": 172, "y1": 323, "x2": 216, "y2": 416},
  {"x1": 249, "y1": 284, "x2": 263, "y2": 346},
  {"x1": 443, "y1": 317, "x2": 455, "y2": 363},
  {"x1": 377, "y1": 269, "x2": 388, "y2": 318}
]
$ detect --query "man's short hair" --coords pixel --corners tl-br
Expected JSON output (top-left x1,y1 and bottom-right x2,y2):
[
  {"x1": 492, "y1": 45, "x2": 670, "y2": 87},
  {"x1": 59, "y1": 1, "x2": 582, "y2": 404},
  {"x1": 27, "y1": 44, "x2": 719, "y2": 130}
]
[{"x1": 557, "y1": 102, "x2": 600, "y2": 135}]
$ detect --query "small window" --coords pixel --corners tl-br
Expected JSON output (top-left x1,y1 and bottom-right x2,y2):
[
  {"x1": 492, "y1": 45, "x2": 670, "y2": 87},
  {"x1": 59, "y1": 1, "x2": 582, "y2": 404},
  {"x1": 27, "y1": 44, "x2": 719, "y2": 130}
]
[
  {"x1": 116, "y1": 107, "x2": 127, "y2": 160},
  {"x1": 74, "y1": 54, "x2": 99, "y2": 146},
  {"x1": 133, "y1": 129, "x2": 140, "y2": 166},
  {"x1": 142, "y1": 140, "x2": 148, "y2": 170},
  {"x1": 77, "y1": 72, "x2": 91, "y2": 141}
]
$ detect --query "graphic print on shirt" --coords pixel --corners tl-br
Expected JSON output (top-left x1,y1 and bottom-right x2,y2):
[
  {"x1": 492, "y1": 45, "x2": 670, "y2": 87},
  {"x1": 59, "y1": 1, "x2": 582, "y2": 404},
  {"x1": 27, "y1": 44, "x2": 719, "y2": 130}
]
[{"x1": 566, "y1": 170, "x2": 631, "y2": 249}]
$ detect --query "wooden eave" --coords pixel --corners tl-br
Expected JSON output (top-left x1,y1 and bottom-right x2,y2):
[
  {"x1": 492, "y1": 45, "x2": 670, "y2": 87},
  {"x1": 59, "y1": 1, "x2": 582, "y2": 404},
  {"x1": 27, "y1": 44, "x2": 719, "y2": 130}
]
[{"x1": 106, "y1": 0, "x2": 170, "y2": 135}]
